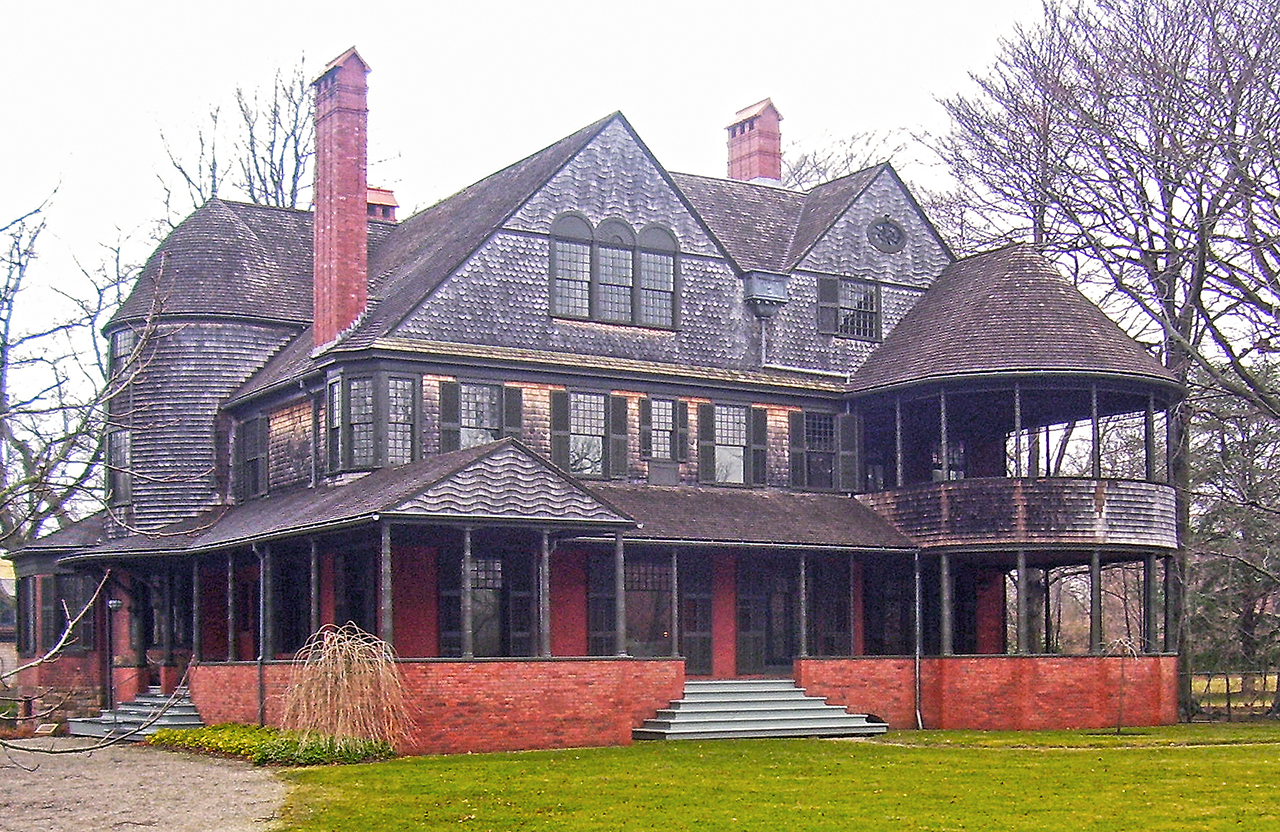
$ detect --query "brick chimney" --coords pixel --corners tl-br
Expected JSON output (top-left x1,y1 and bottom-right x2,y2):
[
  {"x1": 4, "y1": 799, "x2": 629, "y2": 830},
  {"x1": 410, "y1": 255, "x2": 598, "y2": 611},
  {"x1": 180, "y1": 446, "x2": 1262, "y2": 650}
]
[
  {"x1": 727, "y1": 99, "x2": 783, "y2": 185},
  {"x1": 312, "y1": 47, "x2": 370, "y2": 348}
]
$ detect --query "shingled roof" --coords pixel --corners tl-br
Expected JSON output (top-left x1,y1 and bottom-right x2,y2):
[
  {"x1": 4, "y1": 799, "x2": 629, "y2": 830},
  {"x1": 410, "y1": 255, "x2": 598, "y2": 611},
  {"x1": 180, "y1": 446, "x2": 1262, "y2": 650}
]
[
  {"x1": 670, "y1": 173, "x2": 805, "y2": 273},
  {"x1": 849, "y1": 244, "x2": 1179, "y2": 393}
]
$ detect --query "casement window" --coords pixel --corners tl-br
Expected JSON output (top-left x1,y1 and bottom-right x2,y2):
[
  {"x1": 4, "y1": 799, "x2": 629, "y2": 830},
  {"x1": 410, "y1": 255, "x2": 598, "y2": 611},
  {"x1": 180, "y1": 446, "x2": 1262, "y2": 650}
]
[
  {"x1": 697, "y1": 403, "x2": 768, "y2": 485},
  {"x1": 40, "y1": 574, "x2": 95, "y2": 653},
  {"x1": 326, "y1": 381, "x2": 342, "y2": 473},
  {"x1": 439, "y1": 381, "x2": 522, "y2": 452},
  {"x1": 550, "y1": 390, "x2": 628, "y2": 478},
  {"x1": 109, "y1": 329, "x2": 138, "y2": 378},
  {"x1": 789, "y1": 410, "x2": 861, "y2": 492},
  {"x1": 817, "y1": 276, "x2": 880, "y2": 341},
  {"x1": 587, "y1": 554, "x2": 673, "y2": 658},
  {"x1": 234, "y1": 416, "x2": 269, "y2": 501},
  {"x1": 386, "y1": 377, "x2": 417, "y2": 465},
  {"x1": 347, "y1": 377, "x2": 376, "y2": 468},
  {"x1": 639, "y1": 398, "x2": 688, "y2": 461},
  {"x1": 549, "y1": 214, "x2": 678, "y2": 329},
  {"x1": 106, "y1": 429, "x2": 132, "y2": 506},
  {"x1": 327, "y1": 374, "x2": 422, "y2": 473}
]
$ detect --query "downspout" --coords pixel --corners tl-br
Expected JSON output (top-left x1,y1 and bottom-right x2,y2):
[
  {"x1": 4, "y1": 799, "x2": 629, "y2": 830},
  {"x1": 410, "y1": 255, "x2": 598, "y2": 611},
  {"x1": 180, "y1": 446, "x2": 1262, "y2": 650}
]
[{"x1": 914, "y1": 549, "x2": 923, "y2": 730}]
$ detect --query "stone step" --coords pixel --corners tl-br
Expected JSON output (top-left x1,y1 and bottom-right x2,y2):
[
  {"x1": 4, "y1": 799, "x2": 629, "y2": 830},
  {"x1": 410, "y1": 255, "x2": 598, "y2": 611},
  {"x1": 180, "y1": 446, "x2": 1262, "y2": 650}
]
[{"x1": 67, "y1": 689, "x2": 204, "y2": 742}]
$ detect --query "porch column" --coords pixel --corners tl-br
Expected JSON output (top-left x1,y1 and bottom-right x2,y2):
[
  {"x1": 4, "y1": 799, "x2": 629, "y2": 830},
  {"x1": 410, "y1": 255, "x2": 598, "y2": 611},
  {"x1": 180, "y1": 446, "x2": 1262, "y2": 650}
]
[
  {"x1": 1143, "y1": 552, "x2": 1157, "y2": 654},
  {"x1": 670, "y1": 548, "x2": 680, "y2": 658},
  {"x1": 1013, "y1": 382, "x2": 1023, "y2": 477},
  {"x1": 894, "y1": 397, "x2": 904, "y2": 487},
  {"x1": 191, "y1": 558, "x2": 202, "y2": 662},
  {"x1": 379, "y1": 523, "x2": 393, "y2": 647},
  {"x1": 461, "y1": 527, "x2": 474, "y2": 659},
  {"x1": 1016, "y1": 550, "x2": 1029, "y2": 654},
  {"x1": 538, "y1": 530, "x2": 551, "y2": 657},
  {"x1": 161, "y1": 568, "x2": 174, "y2": 667},
  {"x1": 939, "y1": 553, "x2": 953, "y2": 656},
  {"x1": 1091, "y1": 383, "x2": 1102, "y2": 479},
  {"x1": 1043, "y1": 568, "x2": 1052, "y2": 653},
  {"x1": 939, "y1": 390, "x2": 949, "y2": 481},
  {"x1": 226, "y1": 552, "x2": 236, "y2": 661},
  {"x1": 798, "y1": 553, "x2": 809, "y2": 658},
  {"x1": 1089, "y1": 550, "x2": 1102, "y2": 654},
  {"x1": 614, "y1": 533, "x2": 627, "y2": 656},
  {"x1": 1145, "y1": 393, "x2": 1157, "y2": 482},
  {"x1": 309, "y1": 539, "x2": 320, "y2": 636},
  {"x1": 1163, "y1": 555, "x2": 1176, "y2": 652},
  {"x1": 260, "y1": 545, "x2": 274, "y2": 660}
]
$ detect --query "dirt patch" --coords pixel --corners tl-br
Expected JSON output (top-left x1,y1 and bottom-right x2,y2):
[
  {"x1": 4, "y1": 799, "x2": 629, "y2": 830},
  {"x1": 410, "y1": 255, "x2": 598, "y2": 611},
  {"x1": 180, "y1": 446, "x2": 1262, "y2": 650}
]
[{"x1": 0, "y1": 737, "x2": 285, "y2": 831}]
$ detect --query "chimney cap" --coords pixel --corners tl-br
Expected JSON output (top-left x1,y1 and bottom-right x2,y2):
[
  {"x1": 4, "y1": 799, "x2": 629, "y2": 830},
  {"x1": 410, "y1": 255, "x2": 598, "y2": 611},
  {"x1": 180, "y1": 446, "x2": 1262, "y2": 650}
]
[
  {"x1": 314, "y1": 46, "x2": 371, "y2": 86},
  {"x1": 727, "y1": 98, "x2": 782, "y2": 129},
  {"x1": 367, "y1": 187, "x2": 398, "y2": 208}
]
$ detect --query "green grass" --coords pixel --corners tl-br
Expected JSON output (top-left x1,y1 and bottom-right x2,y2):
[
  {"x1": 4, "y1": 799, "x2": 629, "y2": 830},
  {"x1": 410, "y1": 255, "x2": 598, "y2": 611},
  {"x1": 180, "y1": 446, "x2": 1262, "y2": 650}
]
[{"x1": 276, "y1": 724, "x2": 1280, "y2": 831}]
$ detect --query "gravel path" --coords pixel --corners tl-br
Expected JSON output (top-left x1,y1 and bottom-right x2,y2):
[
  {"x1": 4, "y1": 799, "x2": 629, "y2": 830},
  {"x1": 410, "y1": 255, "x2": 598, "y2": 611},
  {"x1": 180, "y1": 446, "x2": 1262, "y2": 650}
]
[{"x1": 0, "y1": 737, "x2": 286, "y2": 831}]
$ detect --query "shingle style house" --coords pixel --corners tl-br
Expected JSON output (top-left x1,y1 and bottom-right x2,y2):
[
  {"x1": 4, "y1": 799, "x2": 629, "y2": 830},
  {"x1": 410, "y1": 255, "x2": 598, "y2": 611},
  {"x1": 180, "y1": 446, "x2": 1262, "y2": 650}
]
[{"x1": 12, "y1": 49, "x2": 1181, "y2": 753}]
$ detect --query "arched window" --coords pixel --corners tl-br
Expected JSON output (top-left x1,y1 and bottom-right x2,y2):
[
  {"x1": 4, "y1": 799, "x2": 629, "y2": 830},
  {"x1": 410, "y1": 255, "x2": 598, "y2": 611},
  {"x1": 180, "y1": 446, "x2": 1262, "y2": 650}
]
[
  {"x1": 595, "y1": 220, "x2": 635, "y2": 323},
  {"x1": 548, "y1": 215, "x2": 679, "y2": 329},
  {"x1": 637, "y1": 226, "x2": 677, "y2": 328},
  {"x1": 550, "y1": 214, "x2": 593, "y2": 319}
]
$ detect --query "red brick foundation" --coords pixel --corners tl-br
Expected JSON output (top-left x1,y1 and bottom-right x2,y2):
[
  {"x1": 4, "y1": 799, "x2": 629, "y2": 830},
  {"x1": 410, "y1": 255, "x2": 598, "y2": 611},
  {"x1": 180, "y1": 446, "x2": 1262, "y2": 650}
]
[
  {"x1": 796, "y1": 654, "x2": 1179, "y2": 730},
  {"x1": 189, "y1": 657, "x2": 685, "y2": 755}
]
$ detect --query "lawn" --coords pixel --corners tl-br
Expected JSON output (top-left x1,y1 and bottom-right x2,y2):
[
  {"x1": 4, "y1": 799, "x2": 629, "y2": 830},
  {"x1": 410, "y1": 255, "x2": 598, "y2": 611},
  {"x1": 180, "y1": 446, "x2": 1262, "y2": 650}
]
[{"x1": 276, "y1": 723, "x2": 1280, "y2": 831}]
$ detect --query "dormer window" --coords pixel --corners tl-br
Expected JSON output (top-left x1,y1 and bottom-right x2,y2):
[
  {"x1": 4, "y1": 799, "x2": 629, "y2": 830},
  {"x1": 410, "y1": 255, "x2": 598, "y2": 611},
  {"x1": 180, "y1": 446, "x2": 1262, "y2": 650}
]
[
  {"x1": 550, "y1": 214, "x2": 678, "y2": 329},
  {"x1": 817, "y1": 277, "x2": 881, "y2": 341}
]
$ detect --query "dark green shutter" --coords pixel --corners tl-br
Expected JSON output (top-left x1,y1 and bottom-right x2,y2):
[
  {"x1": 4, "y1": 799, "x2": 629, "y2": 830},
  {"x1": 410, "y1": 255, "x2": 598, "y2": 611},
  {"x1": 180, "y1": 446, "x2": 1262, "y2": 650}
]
[
  {"x1": 838, "y1": 412, "x2": 861, "y2": 493},
  {"x1": 639, "y1": 398, "x2": 652, "y2": 459},
  {"x1": 749, "y1": 407, "x2": 769, "y2": 486},
  {"x1": 550, "y1": 390, "x2": 570, "y2": 469},
  {"x1": 675, "y1": 401, "x2": 689, "y2": 462},
  {"x1": 502, "y1": 386, "x2": 523, "y2": 439},
  {"x1": 789, "y1": 411, "x2": 807, "y2": 488},
  {"x1": 256, "y1": 416, "x2": 269, "y2": 495},
  {"x1": 817, "y1": 277, "x2": 839, "y2": 334},
  {"x1": 697, "y1": 403, "x2": 715, "y2": 483},
  {"x1": 608, "y1": 395, "x2": 628, "y2": 479},
  {"x1": 439, "y1": 381, "x2": 461, "y2": 452}
]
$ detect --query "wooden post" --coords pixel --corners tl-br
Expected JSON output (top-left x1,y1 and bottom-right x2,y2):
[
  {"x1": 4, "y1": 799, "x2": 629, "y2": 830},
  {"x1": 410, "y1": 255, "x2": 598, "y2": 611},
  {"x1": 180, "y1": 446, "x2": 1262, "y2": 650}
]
[
  {"x1": 1163, "y1": 555, "x2": 1175, "y2": 652},
  {"x1": 614, "y1": 533, "x2": 627, "y2": 656},
  {"x1": 1016, "y1": 550, "x2": 1029, "y2": 654},
  {"x1": 670, "y1": 548, "x2": 680, "y2": 658},
  {"x1": 226, "y1": 552, "x2": 236, "y2": 661},
  {"x1": 380, "y1": 523, "x2": 393, "y2": 648},
  {"x1": 1091, "y1": 383, "x2": 1102, "y2": 479},
  {"x1": 461, "y1": 527, "x2": 474, "y2": 659},
  {"x1": 191, "y1": 558, "x2": 202, "y2": 663},
  {"x1": 798, "y1": 553, "x2": 809, "y2": 658},
  {"x1": 1090, "y1": 550, "x2": 1102, "y2": 654},
  {"x1": 1145, "y1": 393, "x2": 1157, "y2": 482},
  {"x1": 538, "y1": 530, "x2": 551, "y2": 657},
  {"x1": 1144, "y1": 552, "x2": 1157, "y2": 654},
  {"x1": 309, "y1": 539, "x2": 320, "y2": 636},
  {"x1": 939, "y1": 390, "x2": 949, "y2": 481},
  {"x1": 894, "y1": 397, "x2": 904, "y2": 487},
  {"x1": 161, "y1": 568, "x2": 174, "y2": 667},
  {"x1": 940, "y1": 553, "x2": 953, "y2": 656},
  {"x1": 1014, "y1": 382, "x2": 1023, "y2": 477},
  {"x1": 1043, "y1": 567, "x2": 1052, "y2": 653},
  {"x1": 260, "y1": 544, "x2": 274, "y2": 660}
]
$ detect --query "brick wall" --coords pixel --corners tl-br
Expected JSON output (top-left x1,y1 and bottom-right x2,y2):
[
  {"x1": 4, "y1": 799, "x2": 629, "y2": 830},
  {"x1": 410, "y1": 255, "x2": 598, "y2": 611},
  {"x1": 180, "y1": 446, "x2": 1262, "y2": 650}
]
[
  {"x1": 190, "y1": 657, "x2": 684, "y2": 755},
  {"x1": 796, "y1": 654, "x2": 1178, "y2": 730}
]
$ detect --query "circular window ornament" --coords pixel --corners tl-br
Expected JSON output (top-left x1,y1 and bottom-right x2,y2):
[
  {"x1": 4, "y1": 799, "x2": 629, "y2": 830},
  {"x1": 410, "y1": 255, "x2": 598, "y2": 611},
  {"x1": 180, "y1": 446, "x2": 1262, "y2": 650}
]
[{"x1": 868, "y1": 217, "x2": 907, "y2": 253}]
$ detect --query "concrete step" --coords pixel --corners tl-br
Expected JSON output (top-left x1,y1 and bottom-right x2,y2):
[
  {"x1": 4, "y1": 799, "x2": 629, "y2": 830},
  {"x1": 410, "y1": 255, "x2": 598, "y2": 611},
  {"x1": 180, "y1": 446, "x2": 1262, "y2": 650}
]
[{"x1": 67, "y1": 689, "x2": 204, "y2": 742}]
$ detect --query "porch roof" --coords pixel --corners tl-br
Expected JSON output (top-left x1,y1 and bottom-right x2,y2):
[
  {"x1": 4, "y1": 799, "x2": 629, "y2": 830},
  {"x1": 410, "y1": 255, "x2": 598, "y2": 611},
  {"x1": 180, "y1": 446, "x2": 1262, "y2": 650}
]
[
  {"x1": 69, "y1": 439, "x2": 636, "y2": 560},
  {"x1": 588, "y1": 483, "x2": 915, "y2": 551}
]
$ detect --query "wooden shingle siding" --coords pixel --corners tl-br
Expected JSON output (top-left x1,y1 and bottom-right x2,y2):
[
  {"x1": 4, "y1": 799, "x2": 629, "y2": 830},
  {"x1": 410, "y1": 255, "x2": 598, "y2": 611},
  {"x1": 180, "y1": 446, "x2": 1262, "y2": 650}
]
[
  {"x1": 856, "y1": 479, "x2": 1177, "y2": 550},
  {"x1": 111, "y1": 320, "x2": 299, "y2": 536},
  {"x1": 268, "y1": 400, "x2": 312, "y2": 491}
]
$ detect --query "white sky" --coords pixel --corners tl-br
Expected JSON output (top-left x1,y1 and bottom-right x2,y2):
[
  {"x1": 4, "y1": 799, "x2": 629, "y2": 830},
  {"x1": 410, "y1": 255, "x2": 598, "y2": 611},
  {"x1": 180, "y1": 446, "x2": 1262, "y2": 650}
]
[{"x1": 5, "y1": 0, "x2": 1044, "y2": 292}]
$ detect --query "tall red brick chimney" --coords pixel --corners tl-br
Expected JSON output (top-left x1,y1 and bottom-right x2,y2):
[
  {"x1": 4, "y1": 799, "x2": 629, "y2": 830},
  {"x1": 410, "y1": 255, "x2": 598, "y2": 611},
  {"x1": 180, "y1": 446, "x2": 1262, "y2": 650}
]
[
  {"x1": 727, "y1": 99, "x2": 783, "y2": 185},
  {"x1": 312, "y1": 47, "x2": 370, "y2": 348}
]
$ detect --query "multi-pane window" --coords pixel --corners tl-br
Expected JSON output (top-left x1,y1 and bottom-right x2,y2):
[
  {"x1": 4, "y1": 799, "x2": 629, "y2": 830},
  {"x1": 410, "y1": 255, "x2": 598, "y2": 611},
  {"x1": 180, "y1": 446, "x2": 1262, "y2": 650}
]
[
  {"x1": 549, "y1": 215, "x2": 677, "y2": 328},
  {"x1": 569, "y1": 392, "x2": 608, "y2": 477},
  {"x1": 109, "y1": 329, "x2": 138, "y2": 378},
  {"x1": 803, "y1": 413, "x2": 836, "y2": 489},
  {"x1": 347, "y1": 377, "x2": 375, "y2": 468},
  {"x1": 817, "y1": 276, "x2": 880, "y2": 341},
  {"x1": 713, "y1": 405, "x2": 748, "y2": 484},
  {"x1": 649, "y1": 399, "x2": 675, "y2": 460},
  {"x1": 460, "y1": 383, "x2": 502, "y2": 449},
  {"x1": 106, "y1": 429, "x2": 132, "y2": 505},
  {"x1": 235, "y1": 416, "x2": 268, "y2": 500},
  {"x1": 326, "y1": 381, "x2": 342, "y2": 473},
  {"x1": 386, "y1": 377, "x2": 416, "y2": 465}
]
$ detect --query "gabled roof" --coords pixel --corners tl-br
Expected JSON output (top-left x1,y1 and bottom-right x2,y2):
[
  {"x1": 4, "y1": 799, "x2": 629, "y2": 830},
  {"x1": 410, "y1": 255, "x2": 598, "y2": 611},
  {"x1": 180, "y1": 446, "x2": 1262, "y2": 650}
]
[
  {"x1": 588, "y1": 484, "x2": 914, "y2": 550},
  {"x1": 849, "y1": 244, "x2": 1179, "y2": 393},
  {"x1": 670, "y1": 173, "x2": 805, "y2": 273},
  {"x1": 74, "y1": 439, "x2": 634, "y2": 559},
  {"x1": 785, "y1": 165, "x2": 886, "y2": 269}
]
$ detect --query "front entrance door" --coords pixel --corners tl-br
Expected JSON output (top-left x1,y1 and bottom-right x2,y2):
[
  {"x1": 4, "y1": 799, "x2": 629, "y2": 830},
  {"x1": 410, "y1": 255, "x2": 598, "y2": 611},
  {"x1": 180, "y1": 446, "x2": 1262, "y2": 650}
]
[{"x1": 737, "y1": 558, "x2": 796, "y2": 675}]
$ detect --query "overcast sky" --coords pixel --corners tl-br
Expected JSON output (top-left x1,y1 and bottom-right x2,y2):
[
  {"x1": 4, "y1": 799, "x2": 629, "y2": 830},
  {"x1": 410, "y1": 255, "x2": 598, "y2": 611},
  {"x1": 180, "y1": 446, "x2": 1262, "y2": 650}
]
[{"x1": 6, "y1": 0, "x2": 1043, "y2": 287}]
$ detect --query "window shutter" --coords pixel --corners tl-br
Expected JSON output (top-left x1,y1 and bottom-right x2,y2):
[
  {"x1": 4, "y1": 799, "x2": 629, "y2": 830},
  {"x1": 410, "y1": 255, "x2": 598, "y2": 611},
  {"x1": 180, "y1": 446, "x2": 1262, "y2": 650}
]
[
  {"x1": 817, "y1": 277, "x2": 839, "y2": 334},
  {"x1": 697, "y1": 403, "x2": 715, "y2": 483},
  {"x1": 232, "y1": 423, "x2": 246, "y2": 502},
  {"x1": 550, "y1": 390, "x2": 570, "y2": 469},
  {"x1": 439, "y1": 381, "x2": 461, "y2": 453},
  {"x1": 639, "y1": 398, "x2": 653, "y2": 459},
  {"x1": 256, "y1": 416, "x2": 269, "y2": 496},
  {"x1": 675, "y1": 401, "x2": 689, "y2": 462},
  {"x1": 789, "y1": 411, "x2": 806, "y2": 488},
  {"x1": 607, "y1": 395, "x2": 628, "y2": 479},
  {"x1": 838, "y1": 412, "x2": 861, "y2": 493},
  {"x1": 502, "y1": 386, "x2": 523, "y2": 439},
  {"x1": 749, "y1": 407, "x2": 769, "y2": 486}
]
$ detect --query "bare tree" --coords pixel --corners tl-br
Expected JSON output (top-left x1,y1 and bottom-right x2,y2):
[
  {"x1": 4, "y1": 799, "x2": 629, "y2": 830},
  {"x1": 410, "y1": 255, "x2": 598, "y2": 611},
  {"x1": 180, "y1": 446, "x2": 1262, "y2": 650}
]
[{"x1": 782, "y1": 129, "x2": 910, "y2": 190}]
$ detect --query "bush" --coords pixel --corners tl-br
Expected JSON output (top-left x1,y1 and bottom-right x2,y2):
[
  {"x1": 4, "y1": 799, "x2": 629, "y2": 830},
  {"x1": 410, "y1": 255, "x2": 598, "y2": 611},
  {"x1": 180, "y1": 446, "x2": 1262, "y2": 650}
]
[{"x1": 147, "y1": 723, "x2": 395, "y2": 766}]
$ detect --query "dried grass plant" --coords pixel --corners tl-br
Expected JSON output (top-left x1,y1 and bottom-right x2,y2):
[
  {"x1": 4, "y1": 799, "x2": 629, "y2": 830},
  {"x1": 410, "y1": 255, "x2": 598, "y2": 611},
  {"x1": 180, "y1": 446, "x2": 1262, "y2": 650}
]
[{"x1": 281, "y1": 623, "x2": 408, "y2": 747}]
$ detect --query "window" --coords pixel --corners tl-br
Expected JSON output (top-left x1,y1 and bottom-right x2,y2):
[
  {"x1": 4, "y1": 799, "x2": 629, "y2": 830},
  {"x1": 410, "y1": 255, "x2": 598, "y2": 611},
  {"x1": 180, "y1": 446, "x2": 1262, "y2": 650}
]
[
  {"x1": 438, "y1": 550, "x2": 535, "y2": 658},
  {"x1": 109, "y1": 329, "x2": 138, "y2": 378},
  {"x1": 641, "y1": 398, "x2": 688, "y2": 462},
  {"x1": 587, "y1": 554, "x2": 673, "y2": 657},
  {"x1": 41, "y1": 574, "x2": 96, "y2": 653},
  {"x1": 789, "y1": 411, "x2": 859, "y2": 492},
  {"x1": 550, "y1": 390, "x2": 627, "y2": 478},
  {"x1": 439, "y1": 381, "x2": 522, "y2": 452},
  {"x1": 106, "y1": 429, "x2": 132, "y2": 506},
  {"x1": 386, "y1": 377, "x2": 417, "y2": 465},
  {"x1": 549, "y1": 215, "x2": 677, "y2": 328},
  {"x1": 347, "y1": 377, "x2": 375, "y2": 468},
  {"x1": 697, "y1": 404, "x2": 768, "y2": 485},
  {"x1": 234, "y1": 416, "x2": 268, "y2": 500},
  {"x1": 326, "y1": 381, "x2": 341, "y2": 473},
  {"x1": 817, "y1": 277, "x2": 880, "y2": 341}
]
